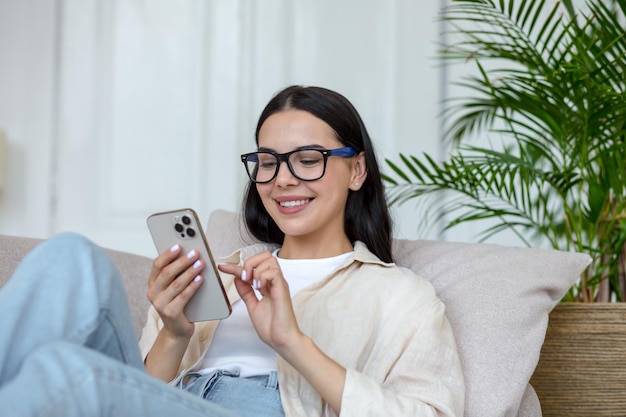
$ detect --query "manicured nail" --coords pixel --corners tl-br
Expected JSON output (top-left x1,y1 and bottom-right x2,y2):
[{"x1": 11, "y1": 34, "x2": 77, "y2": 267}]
[
  {"x1": 241, "y1": 270, "x2": 248, "y2": 282},
  {"x1": 170, "y1": 244, "x2": 180, "y2": 253},
  {"x1": 187, "y1": 249, "x2": 196, "y2": 259},
  {"x1": 253, "y1": 279, "x2": 260, "y2": 290},
  {"x1": 193, "y1": 260, "x2": 202, "y2": 269},
  {"x1": 194, "y1": 275, "x2": 202, "y2": 283}
]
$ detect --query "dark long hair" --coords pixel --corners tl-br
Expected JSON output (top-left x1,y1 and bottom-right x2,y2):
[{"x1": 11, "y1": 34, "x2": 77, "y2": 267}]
[{"x1": 242, "y1": 85, "x2": 393, "y2": 263}]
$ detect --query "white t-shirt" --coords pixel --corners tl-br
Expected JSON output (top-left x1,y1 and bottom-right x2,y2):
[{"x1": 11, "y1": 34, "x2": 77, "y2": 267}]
[{"x1": 198, "y1": 249, "x2": 352, "y2": 377}]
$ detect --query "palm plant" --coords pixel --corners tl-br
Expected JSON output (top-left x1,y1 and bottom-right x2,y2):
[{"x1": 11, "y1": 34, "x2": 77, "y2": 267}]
[{"x1": 384, "y1": 0, "x2": 626, "y2": 301}]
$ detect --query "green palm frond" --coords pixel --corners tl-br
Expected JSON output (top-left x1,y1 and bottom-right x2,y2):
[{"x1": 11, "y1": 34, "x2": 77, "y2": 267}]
[{"x1": 384, "y1": 0, "x2": 626, "y2": 301}]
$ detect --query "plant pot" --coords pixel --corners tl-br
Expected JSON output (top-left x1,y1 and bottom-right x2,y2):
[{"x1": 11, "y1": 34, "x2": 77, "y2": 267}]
[{"x1": 530, "y1": 303, "x2": 626, "y2": 417}]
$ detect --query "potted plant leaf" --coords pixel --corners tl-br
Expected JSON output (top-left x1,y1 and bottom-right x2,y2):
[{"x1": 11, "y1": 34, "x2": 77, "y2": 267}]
[{"x1": 383, "y1": 0, "x2": 626, "y2": 414}]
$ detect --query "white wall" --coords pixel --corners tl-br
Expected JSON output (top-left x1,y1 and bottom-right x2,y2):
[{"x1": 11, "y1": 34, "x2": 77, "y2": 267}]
[
  {"x1": 0, "y1": 0, "x2": 450, "y2": 257},
  {"x1": 0, "y1": 0, "x2": 58, "y2": 239}
]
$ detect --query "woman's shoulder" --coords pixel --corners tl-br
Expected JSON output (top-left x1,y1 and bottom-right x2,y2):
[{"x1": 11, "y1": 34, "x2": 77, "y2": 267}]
[
  {"x1": 351, "y1": 242, "x2": 438, "y2": 298},
  {"x1": 360, "y1": 259, "x2": 436, "y2": 291}
]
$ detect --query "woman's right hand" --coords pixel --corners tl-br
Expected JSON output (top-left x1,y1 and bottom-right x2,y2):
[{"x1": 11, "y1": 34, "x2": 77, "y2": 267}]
[{"x1": 146, "y1": 244, "x2": 204, "y2": 341}]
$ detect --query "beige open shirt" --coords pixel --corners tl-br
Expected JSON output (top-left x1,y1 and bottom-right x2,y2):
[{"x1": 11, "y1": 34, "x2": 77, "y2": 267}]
[{"x1": 139, "y1": 241, "x2": 465, "y2": 417}]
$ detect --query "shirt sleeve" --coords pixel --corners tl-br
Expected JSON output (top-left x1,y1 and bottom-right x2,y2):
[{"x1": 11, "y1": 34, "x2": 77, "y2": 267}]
[
  {"x1": 339, "y1": 300, "x2": 465, "y2": 417},
  {"x1": 138, "y1": 305, "x2": 163, "y2": 362}
]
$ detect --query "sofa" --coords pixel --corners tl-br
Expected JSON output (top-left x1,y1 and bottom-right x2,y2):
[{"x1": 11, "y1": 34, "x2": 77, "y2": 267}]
[{"x1": 0, "y1": 209, "x2": 591, "y2": 417}]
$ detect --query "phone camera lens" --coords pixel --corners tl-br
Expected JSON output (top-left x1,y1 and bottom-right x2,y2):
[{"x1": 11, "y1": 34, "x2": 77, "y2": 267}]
[
  {"x1": 186, "y1": 228, "x2": 196, "y2": 237},
  {"x1": 182, "y1": 216, "x2": 191, "y2": 225},
  {"x1": 174, "y1": 223, "x2": 184, "y2": 233}
]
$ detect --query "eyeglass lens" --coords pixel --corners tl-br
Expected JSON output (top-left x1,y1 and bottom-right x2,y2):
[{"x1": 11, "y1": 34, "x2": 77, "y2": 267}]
[{"x1": 246, "y1": 149, "x2": 327, "y2": 183}]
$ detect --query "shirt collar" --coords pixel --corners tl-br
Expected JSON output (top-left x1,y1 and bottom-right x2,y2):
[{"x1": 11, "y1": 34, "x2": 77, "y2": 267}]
[{"x1": 221, "y1": 240, "x2": 392, "y2": 267}]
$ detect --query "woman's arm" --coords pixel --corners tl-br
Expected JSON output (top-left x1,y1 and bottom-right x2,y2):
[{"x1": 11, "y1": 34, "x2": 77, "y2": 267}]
[
  {"x1": 278, "y1": 333, "x2": 347, "y2": 413},
  {"x1": 336, "y1": 300, "x2": 464, "y2": 417},
  {"x1": 144, "y1": 327, "x2": 192, "y2": 382},
  {"x1": 144, "y1": 244, "x2": 204, "y2": 381},
  {"x1": 218, "y1": 252, "x2": 347, "y2": 414}
]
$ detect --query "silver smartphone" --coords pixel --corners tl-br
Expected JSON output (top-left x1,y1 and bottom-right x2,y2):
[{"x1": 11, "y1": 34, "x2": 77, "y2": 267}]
[{"x1": 147, "y1": 208, "x2": 232, "y2": 322}]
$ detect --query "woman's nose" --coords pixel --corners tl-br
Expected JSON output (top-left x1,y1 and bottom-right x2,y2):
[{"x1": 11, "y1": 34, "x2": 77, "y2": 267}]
[{"x1": 274, "y1": 160, "x2": 298, "y2": 185}]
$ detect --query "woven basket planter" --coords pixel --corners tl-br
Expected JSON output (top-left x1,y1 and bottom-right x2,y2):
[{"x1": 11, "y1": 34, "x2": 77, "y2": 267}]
[{"x1": 530, "y1": 303, "x2": 626, "y2": 417}]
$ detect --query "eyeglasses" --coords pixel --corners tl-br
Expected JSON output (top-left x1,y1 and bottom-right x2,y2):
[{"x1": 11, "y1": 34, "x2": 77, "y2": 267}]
[{"x1": 240, "y1": 147, "x2": 356, "y2": 183}]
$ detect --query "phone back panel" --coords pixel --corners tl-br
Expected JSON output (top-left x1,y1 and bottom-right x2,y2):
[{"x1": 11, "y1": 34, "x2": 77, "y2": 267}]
[{"x1": 147, "y1": 208, "x2": 231, "y2": 322}]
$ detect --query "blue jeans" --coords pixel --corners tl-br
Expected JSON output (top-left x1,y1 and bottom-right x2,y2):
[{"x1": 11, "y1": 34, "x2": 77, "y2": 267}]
[
  {"x1": 0, "y1": 233, "x2": 284, "y2": 417},
  {"x1": 180, "y1": 370, "x2": 283, "y2": 417}
]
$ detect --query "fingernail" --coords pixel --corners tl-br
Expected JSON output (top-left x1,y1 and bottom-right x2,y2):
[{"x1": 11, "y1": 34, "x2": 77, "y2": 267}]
[
  {"x1": 253, "y1": 279, "x2": 260, "y2": 290},
  {"x1": 193, "y1": 260, "x2": 202, "y2": 269},
  {"x1": 194, "y1": 275, "x2": 202, "y2": 283},
  {"x1": 170, "y1": 244, "x2": 180, "y2": 253},
  {"x1": 187, "y1": 249, "x2": 196, "y2": 259},
  {"x1": 241, "y1": 270, "x2": 248, "y2": 282}
]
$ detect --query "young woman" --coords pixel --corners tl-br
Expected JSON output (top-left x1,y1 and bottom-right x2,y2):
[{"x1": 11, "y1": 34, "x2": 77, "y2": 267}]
[{"x1": 0, "y1": 86, "x2": 464, "y2": 417}]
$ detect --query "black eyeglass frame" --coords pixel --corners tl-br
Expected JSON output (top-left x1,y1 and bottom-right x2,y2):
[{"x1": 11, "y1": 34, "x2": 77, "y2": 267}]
[{"x1": 240, "y1": 146, "x2": 357, "y2": 184}]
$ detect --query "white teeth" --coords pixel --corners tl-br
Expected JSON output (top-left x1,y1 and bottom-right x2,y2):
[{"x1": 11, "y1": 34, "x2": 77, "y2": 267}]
[{"x1": 279, "y1": 199, "x2": 310, "y2": 208}]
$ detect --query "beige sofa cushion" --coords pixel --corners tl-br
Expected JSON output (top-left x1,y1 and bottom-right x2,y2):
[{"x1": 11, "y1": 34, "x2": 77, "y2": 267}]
[{"x1": 205, "y1": 210, "x2": 591, "y2": 417}]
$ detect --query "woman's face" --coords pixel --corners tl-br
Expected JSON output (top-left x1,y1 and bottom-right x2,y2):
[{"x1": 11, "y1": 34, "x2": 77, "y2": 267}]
[{"x1": 256, "y1": 110, "x2": 365, "y2": 253}]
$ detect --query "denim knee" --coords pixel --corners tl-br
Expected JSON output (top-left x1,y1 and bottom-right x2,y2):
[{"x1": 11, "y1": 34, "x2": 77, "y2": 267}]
[{"x1": 40, "y1": 232, "x2": 100, "y2": 258}]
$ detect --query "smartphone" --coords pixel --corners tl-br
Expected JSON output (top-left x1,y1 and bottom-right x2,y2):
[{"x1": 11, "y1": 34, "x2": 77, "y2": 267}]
[{"x1": 147, "y1": 208, "x2": 232, "y2": 322}]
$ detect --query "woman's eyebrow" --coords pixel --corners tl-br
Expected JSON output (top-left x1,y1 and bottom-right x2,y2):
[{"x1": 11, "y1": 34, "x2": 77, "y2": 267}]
[{"x1": 257, "y1": 144, "x2": 325, "y2": 153}]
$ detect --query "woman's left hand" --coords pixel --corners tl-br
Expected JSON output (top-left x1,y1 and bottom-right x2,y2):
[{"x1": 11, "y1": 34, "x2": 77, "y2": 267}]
[{"x1": 217, "y1": 251, "x2": 304, "y2": 354}]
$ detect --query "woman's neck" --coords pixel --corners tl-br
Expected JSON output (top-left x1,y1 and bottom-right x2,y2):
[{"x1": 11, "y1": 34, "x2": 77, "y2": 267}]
[{"x1": 278, "y1": 235, "x2": 354, "y2": 259}]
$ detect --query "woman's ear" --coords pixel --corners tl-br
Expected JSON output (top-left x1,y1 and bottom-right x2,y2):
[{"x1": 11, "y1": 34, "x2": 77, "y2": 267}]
[{"x1": 350, "y1": 151, "x2": 367, "y2": 191}]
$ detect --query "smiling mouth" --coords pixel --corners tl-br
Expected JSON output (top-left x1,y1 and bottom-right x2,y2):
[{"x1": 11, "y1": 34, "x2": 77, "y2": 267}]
[{"x1": 278, "y1": 199, "x2": 311, "y2": 208}]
